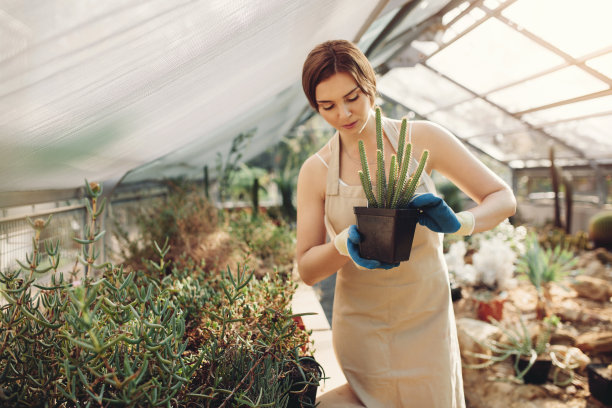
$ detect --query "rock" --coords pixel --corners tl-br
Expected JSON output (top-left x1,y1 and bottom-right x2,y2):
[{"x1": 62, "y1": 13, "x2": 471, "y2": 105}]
[
  {"x1": 550, "y1": 328, "x2": 578, "y2": 346},
  {"x1": 594, "y1": 247, "x2": 612, "y2": 265},
  {"x1": 456, "y1": 317, "x2": 502, "y2": 365},
  {"x1": 542, "y1": 384, "x2": 564, "y2": 397},
  {"x1": 513, "y1": 384, "x2": 548, "y2": 400},
  {"x1": 557, "y1": 299, "x2": 583, "y2": 322},
  {"x1": 570, "y1": 276, "x2": 612, "y2": 302},
  {"x1": 576, "y1": 331, "x2": 612, "y2": 353}
]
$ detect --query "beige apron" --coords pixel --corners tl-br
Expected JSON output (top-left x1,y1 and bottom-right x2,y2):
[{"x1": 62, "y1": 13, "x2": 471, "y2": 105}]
[{"x1": 323, "y1": 117, "x2": 465, "y2": 407}]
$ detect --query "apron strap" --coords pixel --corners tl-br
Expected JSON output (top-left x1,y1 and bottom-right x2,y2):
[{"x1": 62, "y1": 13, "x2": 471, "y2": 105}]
[{"x1": 326, "y1": 133, "x2": 340, "y2": 196}]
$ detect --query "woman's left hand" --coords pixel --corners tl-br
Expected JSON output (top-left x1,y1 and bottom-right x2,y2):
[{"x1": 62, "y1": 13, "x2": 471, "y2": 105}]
[{"x1": 408, "y1": 193, "x2": 462, "y2": 233}]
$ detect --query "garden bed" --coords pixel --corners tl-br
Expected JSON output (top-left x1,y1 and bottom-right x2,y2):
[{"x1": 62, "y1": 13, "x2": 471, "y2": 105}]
[{"x1": 455, "y1": 248, "x2": 612, "y2": 407}]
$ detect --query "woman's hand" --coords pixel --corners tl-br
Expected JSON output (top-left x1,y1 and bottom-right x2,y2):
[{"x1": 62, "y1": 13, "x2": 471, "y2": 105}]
[
  {"x1": 408, "y1": 193, "x2": 475, "y2": 235},
  {"x1": 334, "y1": 225, "x2": 400, "y2": 270}
]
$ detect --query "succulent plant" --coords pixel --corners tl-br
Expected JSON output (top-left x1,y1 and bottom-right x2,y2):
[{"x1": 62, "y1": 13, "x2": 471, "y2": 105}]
[
  {"x1": 0, "y1": 180, "x2": 320, "y2": 407},
  {"x1": 358, "y1": 107, "x2": 429, "y2": 209},
  {"x1": 588, "y1": 210, "x2": 612, "y2": 250}
]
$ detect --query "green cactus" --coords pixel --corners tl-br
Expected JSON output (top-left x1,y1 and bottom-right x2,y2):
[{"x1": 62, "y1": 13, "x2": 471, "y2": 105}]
[
  {"x1": 358, "y1": 107, "x2": 429, "y2": 208},
  {"x1": 588, "y1": 210, "x2": 612, "y2": 250}
]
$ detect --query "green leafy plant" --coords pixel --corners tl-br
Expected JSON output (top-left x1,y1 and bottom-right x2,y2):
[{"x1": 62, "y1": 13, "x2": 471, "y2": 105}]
[
  {"x1": 358, "y1": 107, "x2": 429, "y2": 208},
  {"x1": 0, "y1": 180, "x2": 321, "y2": 407},
  {"x1": 516, "y1": 232, "x2": 578, "y2": 319},
  {"x1": 465, "y1": 315, "x2": 565, "y2": 383},
  {"x1": 229, "y1": 211, "x2": 296, "y2": 277}
]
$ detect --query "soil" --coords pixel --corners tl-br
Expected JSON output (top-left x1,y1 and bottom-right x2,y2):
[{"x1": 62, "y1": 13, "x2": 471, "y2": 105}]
[{"x1": 454, "y1": 249, "x2": 612, "y2": 408}]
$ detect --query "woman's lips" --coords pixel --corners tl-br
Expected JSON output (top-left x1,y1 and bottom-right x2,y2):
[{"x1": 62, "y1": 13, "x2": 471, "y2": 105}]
[{"x1": 343, "y1": 120, "x2": 358, "y2": 129}]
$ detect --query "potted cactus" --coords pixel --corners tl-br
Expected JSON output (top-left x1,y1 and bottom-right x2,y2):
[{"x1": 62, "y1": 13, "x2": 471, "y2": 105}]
[{"x1": 354, "y1": 107, "x2": 429, "y2": 263}]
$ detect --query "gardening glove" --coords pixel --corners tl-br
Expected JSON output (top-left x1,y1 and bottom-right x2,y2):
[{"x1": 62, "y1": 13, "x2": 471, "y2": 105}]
[
  {"x1": 334, "y1": 225, "x2": 400, "y2": 270},
  {"x1": 408, "y1": 193, "x2": 474, "y2": 236}
]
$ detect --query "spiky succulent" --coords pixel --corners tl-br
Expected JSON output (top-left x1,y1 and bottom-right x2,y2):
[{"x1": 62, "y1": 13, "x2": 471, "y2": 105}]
[{"x1": 358, "y1": 107, "x2": 429, "y2": 208}]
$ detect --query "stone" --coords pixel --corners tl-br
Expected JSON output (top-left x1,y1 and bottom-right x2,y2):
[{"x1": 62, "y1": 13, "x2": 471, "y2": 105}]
[
  {"x1": 557, "y1": 299, "x2": 583, "y2": 322},
  {"x1": 575, "y1": 331, "x2": 612, "y2": 353},
  {"x1": 570, "y1": 276, "x2": 612, "y2": 302},
  {"x1": 594, "y1": 247, "x2": 612, "y2": 265},
  {"x1": 456, "y1": 317, "x2": 502, "y2": 365},
  {"x1": 550, "y1": 328, "x2": 578, "y2": 346},
  {"x1": 513, "y1": 384, "x2": 548, "y2": 400}
]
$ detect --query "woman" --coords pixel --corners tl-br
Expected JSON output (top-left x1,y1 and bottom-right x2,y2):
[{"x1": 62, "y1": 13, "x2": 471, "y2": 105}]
[{"x1": 296, "y1": 40, "x2": 516, "y2": 407}]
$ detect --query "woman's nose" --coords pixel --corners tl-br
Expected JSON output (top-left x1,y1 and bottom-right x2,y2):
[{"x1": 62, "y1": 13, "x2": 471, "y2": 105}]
[{"x1": 338, "y1": 103, "x2": 351, "y2": 118}]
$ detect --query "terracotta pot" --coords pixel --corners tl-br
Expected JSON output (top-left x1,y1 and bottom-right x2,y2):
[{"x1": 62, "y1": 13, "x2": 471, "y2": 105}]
[
  {"x1": 353, "y1": 207, "x2": 419, "y2": 263},
  {"x1": 476, "y1": 298, "x2": 506, "y2": 322},
  {"x1": 587, "y1": 363, "x2": 612, "y2": 406}
]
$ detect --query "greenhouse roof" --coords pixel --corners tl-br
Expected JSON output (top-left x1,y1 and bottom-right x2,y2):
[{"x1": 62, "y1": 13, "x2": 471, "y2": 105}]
[
  {"x1": 1, "y1": 0, "x2": 611, "y2": 207},
  {"x1": 374, "y1": 0, "x2": 612, "y2": 171}
]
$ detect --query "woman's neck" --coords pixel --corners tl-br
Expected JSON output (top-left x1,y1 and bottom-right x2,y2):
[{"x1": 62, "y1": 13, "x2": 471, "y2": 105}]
[{"x1": 339, "y1": 109, "x2": 381, "y2": 165}]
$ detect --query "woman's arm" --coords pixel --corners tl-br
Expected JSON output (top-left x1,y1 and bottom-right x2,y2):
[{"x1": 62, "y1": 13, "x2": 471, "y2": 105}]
[
  {"x1": 296, "y1": 156, "x2": 349, "y2": 286},
  {"x1": 419, "y1": 121, "x2": 516, "y2": 233}
]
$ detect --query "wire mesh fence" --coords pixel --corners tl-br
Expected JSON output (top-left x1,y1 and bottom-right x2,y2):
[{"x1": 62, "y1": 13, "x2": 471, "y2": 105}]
[
  {"x1": 0, "y1": 205, "x2": 85, "y2": 276},
  {"x1": 0, "y1": 187, "x2": 168, "y2": 278}
]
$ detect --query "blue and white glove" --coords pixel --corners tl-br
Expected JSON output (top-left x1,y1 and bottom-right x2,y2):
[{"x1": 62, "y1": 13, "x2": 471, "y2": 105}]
[
  {"x1": 334, "y1": 225, "x2": 400, "y2": 270},
  {"x1": 408, "y1": 193, "x2": 475, "y2": 236}
]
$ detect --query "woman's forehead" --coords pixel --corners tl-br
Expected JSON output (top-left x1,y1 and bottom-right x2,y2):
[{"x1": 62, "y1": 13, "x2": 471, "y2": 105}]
[{"x1": 315, "y1": 72, "x2": 358, "y2": 101}]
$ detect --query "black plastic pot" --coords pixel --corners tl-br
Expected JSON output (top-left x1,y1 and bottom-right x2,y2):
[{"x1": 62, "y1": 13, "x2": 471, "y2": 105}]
[
  {"x1": 587, "y1": 363, "x2": 612, "y2": 406},
  {"x1": 354, "y1": 207, "x2": 419, "y2": 263},
  {"x1": 450, "y1": 283, "x2": 463, "y2": 302},
  {"x1": 287, "y1": 358, "x2": 323, "y2": 407},
  {"x1": 516, "y1": 356, "x2": 552, "y2": 384}
]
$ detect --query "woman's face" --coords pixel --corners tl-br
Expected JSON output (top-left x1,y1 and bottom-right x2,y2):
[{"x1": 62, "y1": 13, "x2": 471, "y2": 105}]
[{"x1": 315, "y1": 72, "x2": 374, "y2": 135}]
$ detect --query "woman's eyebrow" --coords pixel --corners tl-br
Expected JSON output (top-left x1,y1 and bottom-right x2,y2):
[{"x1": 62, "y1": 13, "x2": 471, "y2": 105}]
[{"x1": 316, "y1": 86, "x2": 359, "y2": 104}]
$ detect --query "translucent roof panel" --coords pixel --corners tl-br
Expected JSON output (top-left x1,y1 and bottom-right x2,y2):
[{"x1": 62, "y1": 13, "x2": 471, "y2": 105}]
[
  {"x1": 486, "y1": 66, "x2": 609, "y2": 113},
  {"x1": 543, "y1": 115, "x2": 612, "y2": 160},
  {"x1": 424, "y1": 97, "x2": 527, "y2": 139},
  {"x1": 501, "y1": 0, "x2": 612, "y2": 59},
  {"x1": 376, "y1": 0, "x2": 612, "y2": 168},
  {"x1": 521, "y1": 95, "x2": 612, "y2": 126},
  {"x1": 427, "y1": 17, "x2": 564, "y2": 94},
  {"x1": 586, "y1": 52, "x2": 612, "y2": 78},
  {"x1": 377, "y1": 65, "x2": 473, "y2": 114},
  {"x1": 469, "y1": 130, "x2": 578, "y2": 163}
]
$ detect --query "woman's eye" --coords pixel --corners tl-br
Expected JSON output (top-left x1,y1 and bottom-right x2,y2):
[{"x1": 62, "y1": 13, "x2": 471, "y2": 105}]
[
  {"x1": 347, "y1": 94, "x2": 359, "y2": 102},
  {"x1": 321, "y1": 105, "x2": 334, "y2": 111}
]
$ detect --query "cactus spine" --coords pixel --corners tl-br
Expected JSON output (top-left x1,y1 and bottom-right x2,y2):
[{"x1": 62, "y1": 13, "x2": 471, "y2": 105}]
[{"x1": 358, "y1": 107, "x2": 429, "y2": 208}]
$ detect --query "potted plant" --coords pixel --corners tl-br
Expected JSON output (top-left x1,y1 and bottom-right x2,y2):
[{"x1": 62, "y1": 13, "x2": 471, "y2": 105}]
[
  {"x1": 354, "y1": 107, "x2": 429, "y2": 263},
  {"x1": 472, "y1": 290, "x2": 507, "y2": 323},
  {"x1": 465, "y1": 315, "x2": 561, "y2": 384},
  {"x1": 587, "y1": 362, "x2": 612, "y2": 406},
  {"x1": 516, "y1": 233, "x2": 577, "y2": 320}
]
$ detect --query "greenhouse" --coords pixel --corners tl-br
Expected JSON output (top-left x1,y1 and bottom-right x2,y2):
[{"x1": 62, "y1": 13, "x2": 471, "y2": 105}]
[{"x1": 1, "y1": 0, "x2": 611, "y2": 406}]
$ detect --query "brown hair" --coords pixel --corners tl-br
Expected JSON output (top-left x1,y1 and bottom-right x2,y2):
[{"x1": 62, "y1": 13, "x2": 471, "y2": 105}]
[{"x1": 302, "y1": 40, "x2": 377, "y2": 111}]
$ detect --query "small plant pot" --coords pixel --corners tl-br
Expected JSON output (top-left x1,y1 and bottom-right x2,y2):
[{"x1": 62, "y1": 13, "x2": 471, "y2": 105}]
[
  {"x1": 287, "y1": 358, "x2": 323, "y2": 408},
  {"x1": 353, "y1": 207, "x2": 419, "y2": 263},
  {"x1": 516, "y1": 356, "x2": 552, "y2": 384},
  {"x1": 587, "y1": 363, "x2": 612, "y2": 406},
  {"x1": 476, "y1": 298, "x2": 506, "y2": 322},
  {"x1": 450, "y1": 282, "x2": 463, "y2": 302}
]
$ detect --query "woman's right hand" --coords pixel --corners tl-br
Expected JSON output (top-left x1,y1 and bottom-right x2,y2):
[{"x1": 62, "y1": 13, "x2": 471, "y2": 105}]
[{"x1": 334, "y1": 225, "x2": 400, "y2": 270}]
